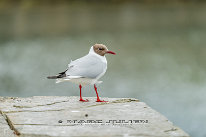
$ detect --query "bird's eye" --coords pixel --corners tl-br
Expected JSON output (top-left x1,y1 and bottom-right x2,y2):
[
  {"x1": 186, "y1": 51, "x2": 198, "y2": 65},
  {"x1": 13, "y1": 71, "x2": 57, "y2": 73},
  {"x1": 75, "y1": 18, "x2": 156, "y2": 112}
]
[{"x1": 98, "y1": 48, "x2": 104, "y2": 50}]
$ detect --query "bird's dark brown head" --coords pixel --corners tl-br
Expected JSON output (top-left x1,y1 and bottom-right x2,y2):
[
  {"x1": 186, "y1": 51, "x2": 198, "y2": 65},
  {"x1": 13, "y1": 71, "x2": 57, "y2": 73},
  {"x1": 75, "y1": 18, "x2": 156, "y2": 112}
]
[{"x1": 93, "y1": 44, "x2": 116, "y2": 56}]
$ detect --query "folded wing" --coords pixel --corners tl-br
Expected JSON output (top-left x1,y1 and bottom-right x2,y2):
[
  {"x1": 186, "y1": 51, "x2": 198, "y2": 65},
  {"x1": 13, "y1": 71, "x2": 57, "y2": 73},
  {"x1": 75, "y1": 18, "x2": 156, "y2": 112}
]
[{"x1": 66, "y1": 54, "x2": 106, "y2": 79}]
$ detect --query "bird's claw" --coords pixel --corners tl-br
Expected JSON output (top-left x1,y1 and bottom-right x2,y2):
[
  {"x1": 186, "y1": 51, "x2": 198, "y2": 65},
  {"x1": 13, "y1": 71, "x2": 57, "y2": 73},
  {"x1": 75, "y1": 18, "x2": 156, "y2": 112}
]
[
  {"x1": 96, "y1": 99, "x2": 108, "y2": 102},
  {"x1": 79, "y1": 99, "x2": 89, "y2": 102}
]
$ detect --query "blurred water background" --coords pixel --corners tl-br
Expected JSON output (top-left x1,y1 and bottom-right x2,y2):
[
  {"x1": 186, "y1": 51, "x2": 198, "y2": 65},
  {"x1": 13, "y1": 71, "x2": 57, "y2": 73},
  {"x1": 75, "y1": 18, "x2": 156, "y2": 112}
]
[{"x1": 0, "y1": 0, "x2": 206, "y2": 136}]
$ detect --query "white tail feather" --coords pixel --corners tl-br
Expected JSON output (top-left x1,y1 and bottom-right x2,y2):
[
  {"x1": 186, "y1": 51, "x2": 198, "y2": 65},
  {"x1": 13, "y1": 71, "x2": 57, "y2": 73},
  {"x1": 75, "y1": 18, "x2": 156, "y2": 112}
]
[
  {"x1": 68, "y1": 76, "x2": 83, "y2": 79},
  {"x1": 56, "y1": 78, "x2": 71, "y2": 83}
]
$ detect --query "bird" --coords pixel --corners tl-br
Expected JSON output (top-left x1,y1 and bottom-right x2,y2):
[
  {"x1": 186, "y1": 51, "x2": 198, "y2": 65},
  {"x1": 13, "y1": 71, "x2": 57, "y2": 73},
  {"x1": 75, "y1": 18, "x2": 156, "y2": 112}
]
[{"x1": 47, "y1": 44, "x2": 116, "y2": 102}]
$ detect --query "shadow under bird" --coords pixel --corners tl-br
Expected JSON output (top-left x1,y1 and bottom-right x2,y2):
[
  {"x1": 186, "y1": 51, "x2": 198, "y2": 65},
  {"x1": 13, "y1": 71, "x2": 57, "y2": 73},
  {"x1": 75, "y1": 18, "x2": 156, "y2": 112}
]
[{"x1": 47, "y1": 44, "x2": 116, "y2": 102}]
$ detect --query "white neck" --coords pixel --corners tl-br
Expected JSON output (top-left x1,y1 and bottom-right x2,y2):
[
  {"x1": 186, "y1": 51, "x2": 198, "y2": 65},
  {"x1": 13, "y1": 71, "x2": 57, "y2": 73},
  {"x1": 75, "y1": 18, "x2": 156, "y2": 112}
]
[{"x1": 89, "y1": 46, "x2": 95, "y2": 54}]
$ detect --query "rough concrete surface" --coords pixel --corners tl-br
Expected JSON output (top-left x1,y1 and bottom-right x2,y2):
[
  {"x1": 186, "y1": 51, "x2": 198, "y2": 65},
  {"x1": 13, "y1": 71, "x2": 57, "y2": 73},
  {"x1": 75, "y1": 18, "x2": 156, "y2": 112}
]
[{"x1": 0, "y1": 96, "x2": 190, "y2": 137}]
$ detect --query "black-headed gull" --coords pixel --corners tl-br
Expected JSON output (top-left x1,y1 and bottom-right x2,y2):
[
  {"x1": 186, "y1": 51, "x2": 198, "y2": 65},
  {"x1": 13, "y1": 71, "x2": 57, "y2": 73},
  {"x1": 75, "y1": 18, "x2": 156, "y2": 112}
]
[{"x1": 47, "y1": 44, "x2": 116, "y2": 102}]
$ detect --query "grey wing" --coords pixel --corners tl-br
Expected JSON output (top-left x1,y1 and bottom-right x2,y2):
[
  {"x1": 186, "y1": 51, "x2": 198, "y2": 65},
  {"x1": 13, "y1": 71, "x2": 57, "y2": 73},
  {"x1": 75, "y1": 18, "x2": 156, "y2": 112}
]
[{"x1": 66, "y1": 55, "x2": 106, "y2": 79}]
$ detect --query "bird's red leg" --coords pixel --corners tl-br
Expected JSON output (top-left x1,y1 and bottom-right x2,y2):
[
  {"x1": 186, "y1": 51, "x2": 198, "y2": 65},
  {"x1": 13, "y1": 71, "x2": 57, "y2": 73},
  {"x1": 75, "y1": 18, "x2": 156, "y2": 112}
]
[
  {"x1": 94, "y1": 84, "x2": 107, "y2": 102},
  {"x1": 79, "y1": 84, "x2": 89, "y2": 102}
]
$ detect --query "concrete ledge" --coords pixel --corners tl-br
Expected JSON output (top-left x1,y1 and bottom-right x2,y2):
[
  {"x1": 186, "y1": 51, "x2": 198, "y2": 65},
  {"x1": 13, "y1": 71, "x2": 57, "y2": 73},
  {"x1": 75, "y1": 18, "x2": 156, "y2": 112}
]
[{"x1": 0, "y1": 96, "x2": 189, "y2": 137}]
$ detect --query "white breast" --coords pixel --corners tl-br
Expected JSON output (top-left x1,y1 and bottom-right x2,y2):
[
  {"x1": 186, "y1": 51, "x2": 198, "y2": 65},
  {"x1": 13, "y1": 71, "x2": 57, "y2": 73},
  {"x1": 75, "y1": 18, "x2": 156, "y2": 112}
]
[{"x1": 96, "y1": 57, "x2": 107, "y2": 80}]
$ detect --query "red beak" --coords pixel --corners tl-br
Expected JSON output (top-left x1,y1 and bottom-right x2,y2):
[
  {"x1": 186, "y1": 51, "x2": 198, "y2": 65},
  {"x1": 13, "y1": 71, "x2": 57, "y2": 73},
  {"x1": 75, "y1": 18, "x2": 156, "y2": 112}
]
[{"x1": 106, "y1": 50, "x2": 116, "y2": 55}]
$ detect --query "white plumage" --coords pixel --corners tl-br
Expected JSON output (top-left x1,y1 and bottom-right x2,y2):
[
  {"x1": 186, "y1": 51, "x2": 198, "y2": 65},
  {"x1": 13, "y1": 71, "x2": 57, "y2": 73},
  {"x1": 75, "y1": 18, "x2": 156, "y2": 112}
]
[{"x1": 56, "y1": 46, "x2": 107, "y2": 85}]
